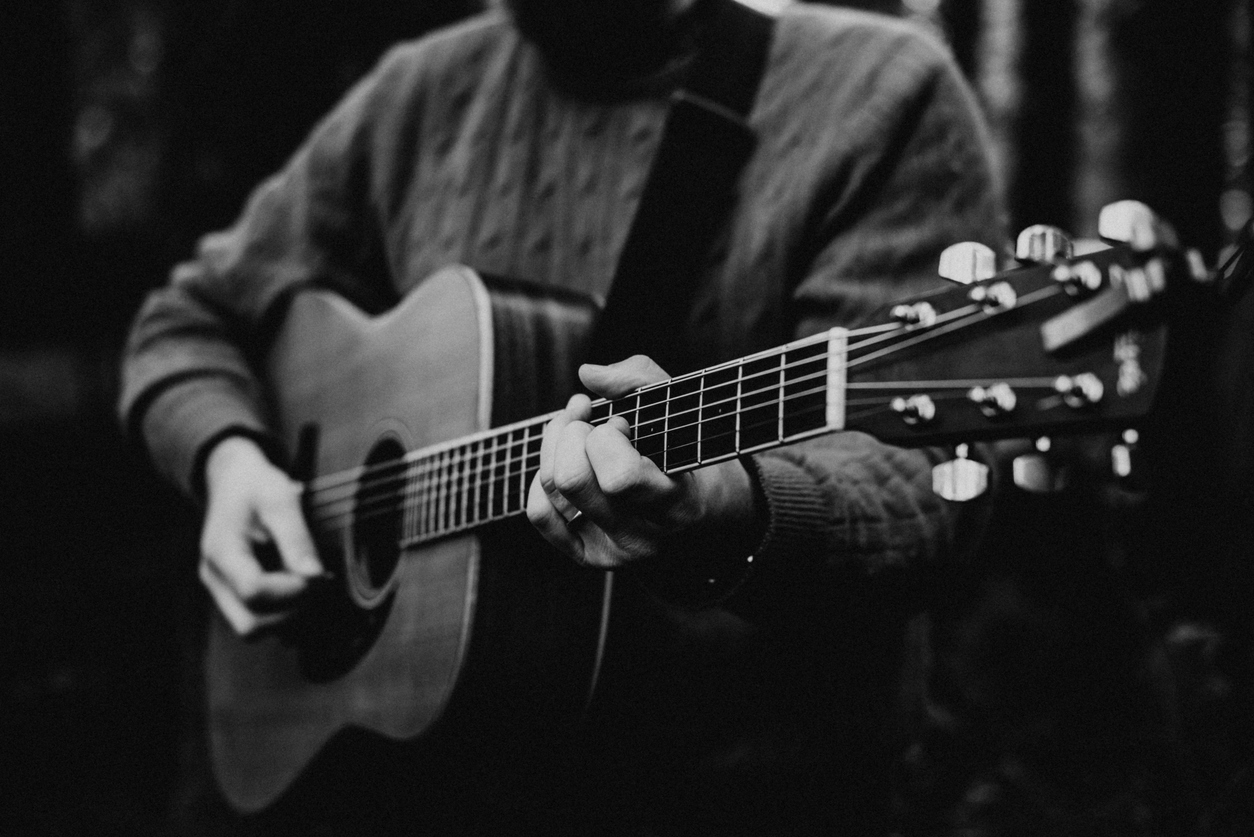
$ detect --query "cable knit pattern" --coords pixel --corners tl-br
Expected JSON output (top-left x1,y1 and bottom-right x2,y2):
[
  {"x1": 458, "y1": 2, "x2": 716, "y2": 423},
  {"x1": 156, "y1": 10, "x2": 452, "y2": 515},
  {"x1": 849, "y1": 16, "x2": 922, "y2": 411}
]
[{"x1": 119, "y1": 4, "x2": 1005, "y2": 606}]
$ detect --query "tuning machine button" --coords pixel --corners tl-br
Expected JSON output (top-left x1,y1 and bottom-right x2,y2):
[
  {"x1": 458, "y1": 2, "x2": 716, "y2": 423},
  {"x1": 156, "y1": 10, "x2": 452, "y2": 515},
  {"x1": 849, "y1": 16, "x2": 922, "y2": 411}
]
[
  {"x1": 1012, "y1": 436, "x2": 1072, "y2": 493},
  {"x1": 1015, "y1": 224, "x2": 1074, "y2": 264},
  {"x1": 968, "y1": 383, "x2": 1017, "y2": 418},
  {"x1": 968, "y1": 281, "x2": 1017, "y2": 313},
  {"x1": 891, "y1": 394, "x2": 936, "y2": 426},
  {"x1": 938, "y1": 241, "x2": 997, "y2": 285},
  {"x1": 1051, "y1": 260, "x2": 1104, "y2": 296},
  {"x1": 1055, "y1": 373, "x2": 1104, "y2": 409},
  {"x1": 1098, "y1": 200, "x2": 1164, "y2": 249},
  {"x1": 1111, "y1": 428, "x2": 1140, "y2": 480},
  {"x1": 932, "y1": 443, "x2": 989, "y2": 502},
  {"x1": 890, "y1": 301, "x2": 938, "y2": 328}
]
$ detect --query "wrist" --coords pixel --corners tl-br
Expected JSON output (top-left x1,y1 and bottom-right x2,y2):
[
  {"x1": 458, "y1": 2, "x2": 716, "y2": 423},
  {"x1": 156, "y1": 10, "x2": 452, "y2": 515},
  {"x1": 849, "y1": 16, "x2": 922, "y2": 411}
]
[
  {"x1": 205, "y1": 435, "x2": 266, "y2": 489},
  {"x1": 198, "y1": 429, "x2": 285, "y2": 500}
]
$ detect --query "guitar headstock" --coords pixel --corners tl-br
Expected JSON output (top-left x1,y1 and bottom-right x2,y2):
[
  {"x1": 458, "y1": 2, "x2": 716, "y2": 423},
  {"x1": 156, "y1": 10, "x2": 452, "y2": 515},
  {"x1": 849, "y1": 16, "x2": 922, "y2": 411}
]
[{"x1": 844, "y1": 205, "x2": 1188, "y2": 448}]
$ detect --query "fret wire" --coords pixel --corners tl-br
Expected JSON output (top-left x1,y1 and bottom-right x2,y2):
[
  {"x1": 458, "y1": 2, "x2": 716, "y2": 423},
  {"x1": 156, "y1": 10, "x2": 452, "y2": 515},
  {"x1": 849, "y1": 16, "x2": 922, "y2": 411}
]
[
  {"x1": 662, "y1": 381, "x2": 670, "y2": 472},
  {"x1": 776, "y1": 352, "x2": 785, "y2": 443},
  {"x1": 417, "y1": 453, "x2": 430, "y2": 537},
  {"x1": 425, "y1": 453, "x2": 436, "y2": 537},
  {"x1": 303, "y1": 299, "x2": 1020, "y2": 504},
  {"x1": 470, "y1": 440, "x2": 481, "y2": 528},
  {"x1": 312, "y1": 290, "x2": 1069, "y2": 525},
  {"x1": 486, "y1": 434, "x2": 497, "y2": 521},
  {"x1": 696, "y1": 370, "x2": 704, "y2": 466},
  {"x1": 465, "y1": 443, "x2": 474, "y2": 529},
  {"x1": 465, "y1": 442, "x2": 476, "y2": 529},
  {"x1": 328, "y1": 369, "x2": 1072, "y2": 533},
  {"x1": 504, "y1": 430, "x2": 515, "y2": 516},
  {"x1": 462, "y1": 444, "x2": 471, "y2": 529},
  {"x1": 442, "y1": 450, "x2": 453, "y2": 534},
  {"x1": 457, "y1": 444, "x2": 467, "y2": 532},
  {"x1": 306, "y1": 440, "x2": 536, "y2": 515},
  {"x1": 520, "y1": 424, "x2": 535, "y2": 511},
  {"x1": 311, "y1": 343, "x2": 828, "y2": 506},
  {"x1": 436, "y1": 451, "x2": 447, "y2": 533},
  {"x1": 415, "y1": 457, "x2": 426, "y2": 541},
  {"x1": 421, "y1": 453, "x2": 432, "y2": 539},
  {"x1": 324, "y1": 398, "x2": 847, "y2": 534},
  {"x1": 403, "y1": 458, "x2": 415, "y2": 543},
  {"x1": 337, "y1": 400, "x2": 836, "y2": 536},
  {"x1": 735, "y1": 358, "x2": 744, "y2": 453},
  {"x1": 305, "y1": 334, "x2": 860, "y2": 506},
  {"x1": 438, "y1": 452, "x2": 447, "y2": 534},
  {"x1": 511, "y1": 428, "x2": 521, "y2": 514},
  {"x1": 317, "y1": 368, "x2": 1046, "y2": 528},
  {"x1": 450, "y1": 449, "x2": 458, "y2": 531},
  {"x1": 581, "y1": 303, "x2": 1012, "y2": 451}
]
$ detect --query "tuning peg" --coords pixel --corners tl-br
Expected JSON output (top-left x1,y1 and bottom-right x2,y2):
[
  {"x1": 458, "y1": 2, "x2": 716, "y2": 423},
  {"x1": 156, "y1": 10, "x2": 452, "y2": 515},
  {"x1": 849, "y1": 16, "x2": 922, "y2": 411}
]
[
  {"x1": 932, "y1": 443, "x2": 989, "y2": 502},
  {"x1": 938, "y1": 241, "x2": 997, "y2": 285},
  {"x1": 1098, "y1": 200, "x2": 1178, "y2": 250},
  {"x1": 1012, "y1": 437, "x2": 1072, "y2": 493},
  {"x1": 1015, "y1": 224, "x2": 1074, "y2": 264},
  {"x1": 1111, "y1": 428, "x2": 1141, "y2": 482}
]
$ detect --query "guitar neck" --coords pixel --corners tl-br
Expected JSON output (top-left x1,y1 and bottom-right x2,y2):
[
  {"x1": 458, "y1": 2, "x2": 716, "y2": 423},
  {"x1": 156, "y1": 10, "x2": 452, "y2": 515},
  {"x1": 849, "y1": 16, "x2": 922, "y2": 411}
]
[
  {"x1": 306, "y1": 242, "x2": 1171, "y2": 549},
  {"x1": 313, "y1": 328, "x2": 850, "y2": 548}
]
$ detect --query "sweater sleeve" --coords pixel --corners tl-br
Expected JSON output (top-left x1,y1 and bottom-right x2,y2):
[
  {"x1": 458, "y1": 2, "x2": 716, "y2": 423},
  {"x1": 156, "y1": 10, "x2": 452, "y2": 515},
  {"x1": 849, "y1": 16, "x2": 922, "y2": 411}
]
[
  {"x1": 723, "y1": 23, "x2": 1007, "y2": 619},
  {"x1": 118, "y1": 48, "x2": 414, "y2": 498}
]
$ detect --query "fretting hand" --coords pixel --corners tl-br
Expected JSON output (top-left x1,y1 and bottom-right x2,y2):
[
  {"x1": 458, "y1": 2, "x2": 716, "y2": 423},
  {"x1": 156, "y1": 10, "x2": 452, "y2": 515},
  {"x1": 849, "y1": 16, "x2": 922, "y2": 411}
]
[{"x1": 526, "y1": 354, "x2": 762, "y2": 569}]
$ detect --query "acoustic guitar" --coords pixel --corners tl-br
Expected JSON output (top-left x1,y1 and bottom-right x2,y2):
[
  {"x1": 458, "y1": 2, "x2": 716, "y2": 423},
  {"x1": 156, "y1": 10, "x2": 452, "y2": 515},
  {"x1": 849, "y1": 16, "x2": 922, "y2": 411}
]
[{"x1": 207, "y1": 228, "x2": 1175, "y2": 813}]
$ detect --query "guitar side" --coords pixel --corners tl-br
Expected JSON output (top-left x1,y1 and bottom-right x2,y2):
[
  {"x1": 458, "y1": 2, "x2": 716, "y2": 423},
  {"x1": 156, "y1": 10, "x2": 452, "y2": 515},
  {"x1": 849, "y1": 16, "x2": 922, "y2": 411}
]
[{"x1": 204, "y1": 266, "x2": 609, "y2": 813}]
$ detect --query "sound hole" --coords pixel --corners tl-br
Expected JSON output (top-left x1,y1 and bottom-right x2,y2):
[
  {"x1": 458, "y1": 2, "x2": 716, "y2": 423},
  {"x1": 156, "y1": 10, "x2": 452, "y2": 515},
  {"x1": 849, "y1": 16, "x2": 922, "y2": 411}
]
[{"x1": 349, "y1": 436, "x2": 406, "y2": 604}]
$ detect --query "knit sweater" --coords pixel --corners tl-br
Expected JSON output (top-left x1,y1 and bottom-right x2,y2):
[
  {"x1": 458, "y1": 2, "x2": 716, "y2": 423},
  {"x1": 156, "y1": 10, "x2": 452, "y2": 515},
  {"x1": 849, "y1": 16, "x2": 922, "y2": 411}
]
[{"x1": 120, "y1": 2, "x2": 1004, "y2": 614}]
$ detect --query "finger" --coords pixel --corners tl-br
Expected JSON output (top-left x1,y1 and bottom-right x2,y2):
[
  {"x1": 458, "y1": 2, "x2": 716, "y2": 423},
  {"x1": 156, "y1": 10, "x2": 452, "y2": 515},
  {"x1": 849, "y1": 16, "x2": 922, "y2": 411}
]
[
  {"x1": 203, "y1": 528, "x2": 311, "y2": 613},
  {"x1": 526, "y1": 474, "x2": 588, "y2": 563},
  {"x1": 256, "y1": 481, "x2": 323, "y2": 577},
  {"x1": 538, "y1": 396, "x2": 591, "y2": 519},
  {"x1": 578, "y1": 355, "x2": 670, "y2": 399},
  {"x1": 552, "y1": 419, "x2": 607, "y2": 514},
  {"x1": 583, "y1": 415, "x2": 675, "y2": 510},
  {"x1": 199, "y1": 559, "x2": 286, "y2": 637}
]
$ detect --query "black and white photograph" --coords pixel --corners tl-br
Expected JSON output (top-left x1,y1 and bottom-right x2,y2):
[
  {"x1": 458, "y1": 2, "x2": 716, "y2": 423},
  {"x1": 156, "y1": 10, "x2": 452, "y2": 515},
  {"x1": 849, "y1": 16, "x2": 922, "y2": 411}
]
[{"x1": 2, "y1": 1, "x2": 1252, "y2": 834}]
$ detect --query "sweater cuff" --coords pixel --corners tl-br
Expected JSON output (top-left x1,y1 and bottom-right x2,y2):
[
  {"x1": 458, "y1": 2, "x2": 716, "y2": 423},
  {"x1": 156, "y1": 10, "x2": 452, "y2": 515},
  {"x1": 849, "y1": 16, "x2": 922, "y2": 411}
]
[
  {"x1": 721, "y1": 451, "x2": 831, "y2": 621},
  {"x1": 139, "y1": 376, "x2": 275, "y2": 500}
]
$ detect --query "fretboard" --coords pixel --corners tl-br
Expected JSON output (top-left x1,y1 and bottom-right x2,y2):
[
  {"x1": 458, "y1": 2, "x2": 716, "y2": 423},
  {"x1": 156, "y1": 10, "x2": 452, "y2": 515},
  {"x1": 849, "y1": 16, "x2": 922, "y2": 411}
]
[{"x1": 351, "y1": 327, "x2": 849, "y2": 548}]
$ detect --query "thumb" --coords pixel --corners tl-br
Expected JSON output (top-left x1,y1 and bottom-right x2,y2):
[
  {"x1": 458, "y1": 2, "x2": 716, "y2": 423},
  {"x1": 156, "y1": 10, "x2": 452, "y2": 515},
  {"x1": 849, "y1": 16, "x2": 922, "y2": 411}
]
[
  {"x1": 256, "y1": 480, "x2": 323, "y2": 578},
  {"x1": 579, "y1": 354, "x2": 670, "y2": 399}
]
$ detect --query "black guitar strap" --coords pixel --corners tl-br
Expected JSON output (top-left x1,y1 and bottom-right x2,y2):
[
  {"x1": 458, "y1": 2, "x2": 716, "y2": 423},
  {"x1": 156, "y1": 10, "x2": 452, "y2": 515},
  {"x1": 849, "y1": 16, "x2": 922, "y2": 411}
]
[{"x1": 588, "y1": 0, "x2": 776, "y2": 373}]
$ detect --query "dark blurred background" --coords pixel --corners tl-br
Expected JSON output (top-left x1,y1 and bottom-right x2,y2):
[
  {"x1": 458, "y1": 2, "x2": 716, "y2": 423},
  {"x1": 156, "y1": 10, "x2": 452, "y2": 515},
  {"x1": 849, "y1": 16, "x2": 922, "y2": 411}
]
[{"x1": 1, "y1": 1, "x2": 1251, "y2": 834}]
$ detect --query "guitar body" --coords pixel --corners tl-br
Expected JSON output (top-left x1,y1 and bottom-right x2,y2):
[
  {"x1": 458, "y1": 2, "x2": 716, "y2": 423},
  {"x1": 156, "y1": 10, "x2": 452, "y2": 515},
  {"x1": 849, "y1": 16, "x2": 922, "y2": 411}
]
[{"x1": 205, "y1": 266, "x2": 610, "y2": 813}]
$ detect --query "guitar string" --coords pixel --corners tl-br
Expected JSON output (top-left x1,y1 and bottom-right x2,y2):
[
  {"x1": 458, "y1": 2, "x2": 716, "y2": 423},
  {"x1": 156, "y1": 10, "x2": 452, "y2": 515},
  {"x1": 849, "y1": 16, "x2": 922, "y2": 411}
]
[
  {"x1": 302, "y1": 329, "x2": 842, "y2": 498},
  {"x1": 321, "y1": 270, "x2": 1070, "y2": 530},
  {"x1": 300, "y1": 294, "x2": 1005, "y2": 505},
  {"x1": 298, "y1": 300, "x2": 992, "y2": 500},
  {"x1": 304, "y1": 284, "x2": 1072, "y2": 536},
  {"x1": 302, "y1": 290, "x2": 1067, "y2": 528},
  {"x1": 314, "y1": 377, "x2": 1068, "y2": 535},
  {"x1": 305, "y1": 366, "x2": 1067, "y2": 527},
  {"x1": 302, "y1": 359, "x2": 836, "y2": 512},
  {"x1": 304, "y1": 280, "x2": 1063, "y2": 502},
  {"x1": 306, "y1": 351, "x2": 880, "y2": 518}
]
